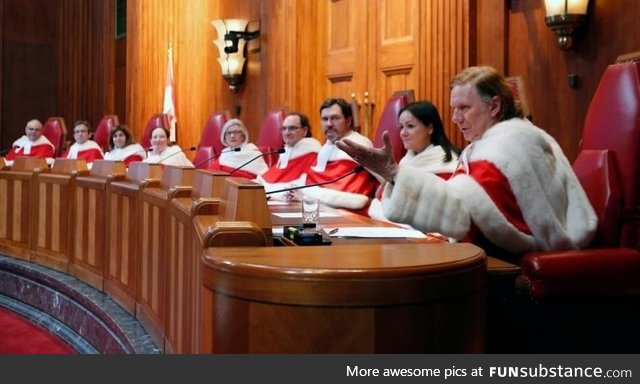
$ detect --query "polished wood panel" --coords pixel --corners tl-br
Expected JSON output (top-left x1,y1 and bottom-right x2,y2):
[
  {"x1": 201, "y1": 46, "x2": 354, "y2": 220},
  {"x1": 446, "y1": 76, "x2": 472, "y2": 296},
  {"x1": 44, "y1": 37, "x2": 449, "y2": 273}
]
[
  {"x1": 30, "y1": 159, "x2": 88, "y2": 272},
  {"x1": 201, "y1": 243, "x2": 486, "y2": 353},
  {"x1": 0, "y1": 161, "x2": 48, "y2": 260},
  {"x1": 69, "y1": 160, "x2": 127, "y2": 290},
  {"x1": 137, "y1": 165, "x2": 194, "y2": 351},
  {"x1": 104, "y1": 162, "x2": 161, "y2": 314}
]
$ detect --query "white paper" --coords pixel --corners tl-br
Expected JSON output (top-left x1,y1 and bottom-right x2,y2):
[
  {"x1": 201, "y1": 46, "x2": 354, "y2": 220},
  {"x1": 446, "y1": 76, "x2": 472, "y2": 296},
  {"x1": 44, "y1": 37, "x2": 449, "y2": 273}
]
[
  {"x1": 272, "y1": 212, "x2": 341, "y2": 218},
  {"x1": 267, "y1": 200, "x2": 289, "y2": 206},
  {"x1": 328, "y1": 227, "x2": 427, "y2": 238}
]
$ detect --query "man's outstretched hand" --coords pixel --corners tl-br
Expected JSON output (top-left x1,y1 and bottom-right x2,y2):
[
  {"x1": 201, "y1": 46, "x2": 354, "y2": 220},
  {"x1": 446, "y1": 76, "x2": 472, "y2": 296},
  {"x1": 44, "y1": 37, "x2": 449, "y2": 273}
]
[{"x1": 336, "y1": 130, "x2": 399, "y2": 182}]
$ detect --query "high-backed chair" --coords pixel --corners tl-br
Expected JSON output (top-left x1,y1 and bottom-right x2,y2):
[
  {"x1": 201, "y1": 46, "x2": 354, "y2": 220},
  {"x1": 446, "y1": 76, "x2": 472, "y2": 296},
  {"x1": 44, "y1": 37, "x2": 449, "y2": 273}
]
[
  {"x1": 42, "y1": 117, "x2": 68, "y2": 157},
  {"x1": 515, "y1": 55, "x2": 640, "y2": 352},
  {"x1": 140, "y1": 113, "x2": 170, "y2": 150},
  {"x1": 373, "y1": 90, "x2": 414, "y2": 163},
  {"x1": 191, "y1": 111, "x2": 229, "y2": 169},
  {"x1": 257, "y1": 108, "x2": 286, "y2": 167},
  {"x1": 94, "y1": 115, "x2": 119, "y2": 151}
]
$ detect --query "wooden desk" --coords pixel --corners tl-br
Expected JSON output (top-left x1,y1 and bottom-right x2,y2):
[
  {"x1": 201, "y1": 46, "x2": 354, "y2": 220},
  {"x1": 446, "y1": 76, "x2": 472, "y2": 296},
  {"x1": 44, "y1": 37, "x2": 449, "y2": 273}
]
[
  {"x1": 201, "y1": 243, "x2": 487, "y2": 353},
  {"x1": 269, "y1": 201, "x2": 521, "y2": 275}
]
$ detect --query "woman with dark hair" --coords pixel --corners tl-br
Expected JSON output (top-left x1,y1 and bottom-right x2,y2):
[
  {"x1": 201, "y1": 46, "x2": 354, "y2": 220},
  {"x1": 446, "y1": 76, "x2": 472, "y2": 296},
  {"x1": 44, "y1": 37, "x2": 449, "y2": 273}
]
[
  {"x1": 367, "y1": 101, "x2": 460, "y2": 221},
  {"x1": 104, "y1": 125, "x2": 147, "y2": 166},
  {"x1": 338, "y1": 66, "x2": 596, "y2": 258}
]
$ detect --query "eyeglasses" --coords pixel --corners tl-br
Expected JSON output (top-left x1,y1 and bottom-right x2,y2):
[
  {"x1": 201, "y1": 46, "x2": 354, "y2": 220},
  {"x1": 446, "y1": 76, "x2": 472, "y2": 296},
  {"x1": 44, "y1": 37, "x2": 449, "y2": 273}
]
[
  {"x1": 280, "y1": 125, "x2": 302, "y2": 132},
  {"x1": 225, "y1": 130, "x2": 244, "y2": 137}
]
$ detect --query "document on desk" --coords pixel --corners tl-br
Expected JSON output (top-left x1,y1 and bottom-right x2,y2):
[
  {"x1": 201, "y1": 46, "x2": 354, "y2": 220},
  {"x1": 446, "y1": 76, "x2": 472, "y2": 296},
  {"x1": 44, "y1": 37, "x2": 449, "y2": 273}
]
[
  {"x1": 329, "y1": 227, "x2": 427, "y2": 238},
  {"x1": 272, "y1": 212, "x2": 341, "y2": 218}
]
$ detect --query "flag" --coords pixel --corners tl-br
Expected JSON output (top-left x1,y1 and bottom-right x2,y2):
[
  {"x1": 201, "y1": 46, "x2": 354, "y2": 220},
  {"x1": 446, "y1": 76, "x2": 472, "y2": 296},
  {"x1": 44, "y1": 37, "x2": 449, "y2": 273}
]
[{"x1": 163, "y1": 45, "x2": 177, "y2": 142}]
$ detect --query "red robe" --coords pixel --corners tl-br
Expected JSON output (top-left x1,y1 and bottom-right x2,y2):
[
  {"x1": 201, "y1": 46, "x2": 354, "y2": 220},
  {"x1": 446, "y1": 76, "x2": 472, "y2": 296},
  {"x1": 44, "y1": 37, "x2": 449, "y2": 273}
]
[
  {"x1": 304, "y1": 131, "x2": 379, "y2": 210},
  {"x1": 62, "y1": 140, "x2": 104, "y2": 168},
  {"x1": 256, "y1": 137, "x2": 321, "y2": 199},
  {"x1": 4, "y1": 135, "x2": 55, "y2": 164},
  {"x1": 383, "y1": 118, "x2": 597, "y2": 255},
  {"x1": 207, "y1": 143, "x2": 268, "y2": 180}
]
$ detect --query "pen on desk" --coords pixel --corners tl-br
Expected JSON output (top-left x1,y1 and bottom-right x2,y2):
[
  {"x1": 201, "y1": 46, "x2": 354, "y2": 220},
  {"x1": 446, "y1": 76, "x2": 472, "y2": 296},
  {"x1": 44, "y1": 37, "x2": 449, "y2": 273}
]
[{"x1": 328, "y1": 227, "x2": 339, "y2": 235}]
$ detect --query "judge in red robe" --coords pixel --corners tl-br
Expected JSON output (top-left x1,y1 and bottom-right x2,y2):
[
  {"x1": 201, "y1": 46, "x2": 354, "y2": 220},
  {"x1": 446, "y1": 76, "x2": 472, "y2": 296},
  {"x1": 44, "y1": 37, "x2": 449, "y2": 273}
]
[
  {"x1": 255, "y1": 112, "x2": 321, "y2": 200},
  {"x1": 61, "y1": 120, "x2": 103, "y2": 169},
  {"x1": 208, "y1": 118, "x2": 268, "y2": 179},
  {"x1": 302, "y1": 98, "x2": 379, "y2": 211},
  {"x1": 3, "y1": 119, "x2": 55, "y2": 167}
]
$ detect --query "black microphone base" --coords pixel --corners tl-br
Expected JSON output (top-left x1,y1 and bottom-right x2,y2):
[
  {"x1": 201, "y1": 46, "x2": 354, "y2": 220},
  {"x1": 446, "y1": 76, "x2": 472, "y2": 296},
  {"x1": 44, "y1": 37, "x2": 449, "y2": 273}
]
[{"x1": 283, "y1": 225, "x2": 332, "y2": 246}]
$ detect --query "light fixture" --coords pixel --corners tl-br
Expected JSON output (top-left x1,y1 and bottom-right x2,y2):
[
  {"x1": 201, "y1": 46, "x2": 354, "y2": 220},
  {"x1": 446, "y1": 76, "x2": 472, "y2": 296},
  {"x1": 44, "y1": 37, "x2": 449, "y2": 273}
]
[
  {"x1": 212, "y1": 19, "x2": 260, "y2": 92},
  {"x1": 543, "y1": 0, "x2": 590, "y2": 51}
]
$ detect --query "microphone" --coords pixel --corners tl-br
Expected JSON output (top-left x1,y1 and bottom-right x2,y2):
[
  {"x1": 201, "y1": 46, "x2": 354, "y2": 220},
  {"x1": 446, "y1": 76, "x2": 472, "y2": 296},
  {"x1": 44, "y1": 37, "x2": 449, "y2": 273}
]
[
  {"x1": 155, "y1": 145, "x2": 196, "y2": 164},
  {"x1": 229, "y1": 148, "x2": 285, "y2": 175},
  {"x1": 192, "y1": 147, "x2": 240, "y2": 168},
  {"x1": 265, "y1": 165, "x2": 365, "y2": 195}
]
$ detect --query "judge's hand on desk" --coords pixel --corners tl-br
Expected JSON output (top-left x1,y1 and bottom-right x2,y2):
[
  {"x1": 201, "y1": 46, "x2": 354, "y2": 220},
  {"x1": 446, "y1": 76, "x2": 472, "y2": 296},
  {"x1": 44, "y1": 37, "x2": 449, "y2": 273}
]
[{"x1": 336, "y1": 130, "x2": 399, "y2": 183}]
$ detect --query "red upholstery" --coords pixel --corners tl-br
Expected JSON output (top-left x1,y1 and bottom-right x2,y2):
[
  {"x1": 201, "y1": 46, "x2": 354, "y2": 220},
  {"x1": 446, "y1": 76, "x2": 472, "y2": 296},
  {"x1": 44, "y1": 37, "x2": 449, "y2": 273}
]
[
  {"x1": 42, "y1": 117, "x2": 68, "y2": 157},
  {"x1": 572, "y1": 150, "x2": 621, "y2": 247},
  {"x1": 257, "y1": 108, "x2": 286, "y2": 167},
  {"x1": 191, "y1": 146, "x2": 216, "y2": 169},
  {"x1": 140, "y1": 114, "x2": 170, "y2": 150},
  {"x1": 522, "y1": 248, "x2": 640, "y2": 299},
  {"x1": 520, "y1": 58, "x2": 640, "y2": 300},
  {"x1": 94, "y1": 115, "x2": 119, "y2": 151},
  {"x1": 198, "y1": 111, "x2": 229, "y2": 155},
  {"x1": 373, "y1": 90, "x2": 414, "y2": 163}
]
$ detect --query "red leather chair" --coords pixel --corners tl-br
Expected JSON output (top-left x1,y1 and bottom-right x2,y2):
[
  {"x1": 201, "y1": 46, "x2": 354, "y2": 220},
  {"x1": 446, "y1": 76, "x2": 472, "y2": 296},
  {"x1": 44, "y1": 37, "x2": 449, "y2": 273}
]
[
  {"x1": 373, "y1": 90, "x2": 414, "y2": 163},
  {"x1": 257, "y1": 108, "x2": 286, "y2": 167},
  {"x1": 191, "y1": 111, "x2": 229, "y2": 168},
  {"x1": 42, "y1": 117, "x2": 68, "y2": 157},
  {"x1": 140, "y1": 113, "x2": 170, "y2": 150},
  {"x1": 514, "y1": 55, "x2": 640, "y2": 352},
  {"x1": 94, "y1": 115, "x2": 119, "y2": 151}
]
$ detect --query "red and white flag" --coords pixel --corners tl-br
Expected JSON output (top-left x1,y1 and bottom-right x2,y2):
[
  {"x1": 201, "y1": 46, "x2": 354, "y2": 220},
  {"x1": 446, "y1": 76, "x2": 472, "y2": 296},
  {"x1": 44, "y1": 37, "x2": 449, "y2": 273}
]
[{"x1": 163, "y1": 45, "x2": 177, "y2": 142}]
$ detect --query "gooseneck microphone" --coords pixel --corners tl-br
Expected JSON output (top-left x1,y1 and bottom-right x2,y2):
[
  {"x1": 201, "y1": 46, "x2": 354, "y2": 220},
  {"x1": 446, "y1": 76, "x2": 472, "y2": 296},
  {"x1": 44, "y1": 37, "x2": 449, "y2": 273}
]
[
  {"x1": 265, "y1": 165, "x2": 365, "y2": 195},
  {"x1": 229, "y1": 148, "x2": 285, "y2": 175},
  {"x1": 152, "y1": 145, "x2": 196, "y2": 164},
  {"x1": 192, "y1": 147, "x2": 240, "y2": 168}
]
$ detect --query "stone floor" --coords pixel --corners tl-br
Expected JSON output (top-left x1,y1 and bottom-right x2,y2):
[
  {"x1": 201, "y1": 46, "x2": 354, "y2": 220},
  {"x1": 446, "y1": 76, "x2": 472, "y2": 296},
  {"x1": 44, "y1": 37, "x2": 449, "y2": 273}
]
[{"x1": 0, "y1": 254, "x2": 160, "y2": 354}]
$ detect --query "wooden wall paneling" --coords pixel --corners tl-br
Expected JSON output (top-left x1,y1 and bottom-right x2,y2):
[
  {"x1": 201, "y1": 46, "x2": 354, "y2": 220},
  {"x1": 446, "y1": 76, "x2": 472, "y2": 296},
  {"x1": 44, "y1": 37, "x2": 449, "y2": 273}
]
[
  {"x1": 370, "y1": 0, "x2": 419, "y2": 138},
  {"x1": 506, "y1": 0, "x2": 640, "y2": 161},
  {"x1": 68, "y1": 162, "x2": 126, "y2": 291},
  {"x1": 59, "y1": 0, "x2": 116, "y2": 144},
  {"x1": 475, "y1": 0, "x2": 506, "y2": 73},
  {"x1": 30, "y1": 170, "x2": 80, "y2": 272},
  {"x1": 216, "y1": 0, "x2": 263, "y2": 138},
  {"x1": 322, "y1": 0, "x2": 370, "y2": 132},
  {"x1": 137, "y1": 166, "x2": 194, "y2": 352},
  {"x1": 0, "y1": 169, "x2": 43, "y2": 260},
  {"x1": 103, "y1": 164, "x2": 160, "y2": 315},
  {"x1": 421, "y1": 0, "x2": 471, "y2": 151},
  {"x1": 0, "y1": 0, "x2": 60, "y2": 149}
]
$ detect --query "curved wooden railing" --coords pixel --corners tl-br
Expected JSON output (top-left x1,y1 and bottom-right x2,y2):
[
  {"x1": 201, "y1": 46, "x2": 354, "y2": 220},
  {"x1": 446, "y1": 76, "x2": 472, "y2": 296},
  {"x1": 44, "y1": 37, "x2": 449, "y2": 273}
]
[{"x1": 0, "y1": 159, "x2": 489, "y2": 353}]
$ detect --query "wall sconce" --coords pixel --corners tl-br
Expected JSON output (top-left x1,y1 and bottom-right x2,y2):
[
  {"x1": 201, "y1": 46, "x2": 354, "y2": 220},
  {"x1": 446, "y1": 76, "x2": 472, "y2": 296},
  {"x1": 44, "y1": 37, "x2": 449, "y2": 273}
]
[
  {"x1": 212, "y1": 19, "x2": 260, "y2": 92},
  {"x1": 543, "y1": 0, "x2": 590, "y2": 51}
]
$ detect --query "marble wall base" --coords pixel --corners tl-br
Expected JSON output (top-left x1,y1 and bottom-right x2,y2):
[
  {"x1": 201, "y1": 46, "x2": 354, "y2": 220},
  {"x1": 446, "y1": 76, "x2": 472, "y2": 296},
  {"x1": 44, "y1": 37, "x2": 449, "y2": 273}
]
[{"x1": 0, "y1": 254, "x2": 160, "y2": 354}]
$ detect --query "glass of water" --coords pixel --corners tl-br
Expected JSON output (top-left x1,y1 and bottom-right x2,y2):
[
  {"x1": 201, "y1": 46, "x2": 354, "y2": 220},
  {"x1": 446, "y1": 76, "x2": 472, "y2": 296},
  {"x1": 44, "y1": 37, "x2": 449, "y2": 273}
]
[{"x1": 301, "y1": 198, "x2": 320, "y2": 226}]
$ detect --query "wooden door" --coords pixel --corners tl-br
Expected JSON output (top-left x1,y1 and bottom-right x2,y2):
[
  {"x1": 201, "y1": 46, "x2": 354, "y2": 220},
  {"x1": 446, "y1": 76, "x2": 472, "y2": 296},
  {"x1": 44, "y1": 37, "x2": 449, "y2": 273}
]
[{"x1": 322, "y1": 0, "x2": 421, "y2": 139}]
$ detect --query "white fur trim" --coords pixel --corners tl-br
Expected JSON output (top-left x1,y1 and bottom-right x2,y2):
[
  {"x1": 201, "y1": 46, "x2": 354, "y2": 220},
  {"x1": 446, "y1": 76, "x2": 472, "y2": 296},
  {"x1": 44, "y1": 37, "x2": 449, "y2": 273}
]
[
  {"x1": 303, "y1": 185, "x2": 369, "y2": 210},
  {"x1": 66, "y1": 140, "x2": 103, "y2": 159}
]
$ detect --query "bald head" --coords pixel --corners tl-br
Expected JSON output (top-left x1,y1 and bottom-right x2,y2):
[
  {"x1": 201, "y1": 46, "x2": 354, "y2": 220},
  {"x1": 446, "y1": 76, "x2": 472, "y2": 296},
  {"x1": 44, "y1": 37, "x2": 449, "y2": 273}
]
[{"x1": 25, "y1": 119, "x2": 44, "y2": 141}]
